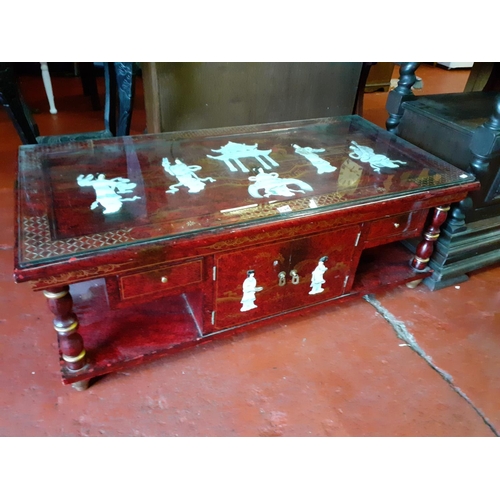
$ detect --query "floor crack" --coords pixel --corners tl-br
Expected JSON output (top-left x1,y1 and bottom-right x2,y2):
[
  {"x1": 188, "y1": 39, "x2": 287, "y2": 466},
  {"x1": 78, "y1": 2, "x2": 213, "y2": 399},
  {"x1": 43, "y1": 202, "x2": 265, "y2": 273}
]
[{"x1": 363, "y1": 293, "x2": 499, "y2": 437}]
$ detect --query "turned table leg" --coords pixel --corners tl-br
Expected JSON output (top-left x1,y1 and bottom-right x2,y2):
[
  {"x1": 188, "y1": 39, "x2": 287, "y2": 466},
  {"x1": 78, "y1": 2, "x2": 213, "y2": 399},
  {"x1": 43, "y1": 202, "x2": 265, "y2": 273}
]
[
  {"x1": 407, "y1": 205, "x2": 450, "y2": 288},
  {"x1": 43, "y1": 285, "x2": 90, "y2": 391}
]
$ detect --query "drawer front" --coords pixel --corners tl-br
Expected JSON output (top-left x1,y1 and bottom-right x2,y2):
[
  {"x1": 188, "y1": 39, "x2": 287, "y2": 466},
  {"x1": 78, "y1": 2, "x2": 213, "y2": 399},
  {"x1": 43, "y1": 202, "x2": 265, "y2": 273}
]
[
  {"x1": 120, "y1": 260, "x2": 203, "y2": 300},
  {"x1": 365, "y1": 210, "x2": 428, "y2": 244}
]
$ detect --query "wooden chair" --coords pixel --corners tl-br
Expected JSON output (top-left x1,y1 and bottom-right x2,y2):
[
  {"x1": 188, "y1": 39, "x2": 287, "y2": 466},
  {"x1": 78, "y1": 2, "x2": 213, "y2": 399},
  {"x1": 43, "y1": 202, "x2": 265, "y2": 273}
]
[
  {"x1": 385, "y1": 62, "x2": 500, "y2": 289},
  {"x1": 0, "y1": 62, "x2": 136, "y2": 145}
]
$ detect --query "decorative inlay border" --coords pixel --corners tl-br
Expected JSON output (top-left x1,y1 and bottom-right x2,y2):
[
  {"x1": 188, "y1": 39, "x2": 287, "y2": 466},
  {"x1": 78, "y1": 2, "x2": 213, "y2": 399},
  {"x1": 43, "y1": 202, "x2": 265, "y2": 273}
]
[
  {"x1": 21, "y1": 193, "x2": 346, "y2": 264},
  {"x1": 22, "y1": 215, "x2": 137, "y2": 262},
  {"x1": 222, "y1": 192, "x2": 347, "y2": 221}
]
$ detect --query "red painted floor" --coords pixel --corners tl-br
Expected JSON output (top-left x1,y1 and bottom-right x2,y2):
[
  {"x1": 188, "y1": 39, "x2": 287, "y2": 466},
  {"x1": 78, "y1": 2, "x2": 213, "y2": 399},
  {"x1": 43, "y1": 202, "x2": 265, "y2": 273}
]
[{"x1": 0, "y1": 63, "x2": 498, "y2": 437}]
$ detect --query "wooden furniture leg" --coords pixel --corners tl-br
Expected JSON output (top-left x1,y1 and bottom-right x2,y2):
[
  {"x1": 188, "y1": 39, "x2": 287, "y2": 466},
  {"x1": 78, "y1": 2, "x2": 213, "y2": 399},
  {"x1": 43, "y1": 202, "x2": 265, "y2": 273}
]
[
  {"x1": 79, "y1": 62, "x2": 101, "y2": 110},
  {"x1": 386, "y1": 62, "x2": 420, "y2": 133},
  {"x1": 43, "y1": 286, "x2": 89, "y2": 391},
  {"x1": 103, "y1": 63, "x2": 135, "y2": 137},
  {"x1": 0, "y1": 63, "x2": 39, "y2": 144},
  {"x1": 40, "y1": 63, "x2": 57, "y2": 114},
  {"x1": 115, "y1": 62, "x2": 135, "y2": 136},
  {"x1": 407, "y1": 205, "x2": 450, "y2": 288}
]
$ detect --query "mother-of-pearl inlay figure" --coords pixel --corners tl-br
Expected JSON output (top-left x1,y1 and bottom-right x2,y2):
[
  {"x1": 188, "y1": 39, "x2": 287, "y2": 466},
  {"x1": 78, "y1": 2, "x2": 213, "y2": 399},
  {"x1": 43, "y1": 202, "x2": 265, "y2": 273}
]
[
  {"x1": 76, "y1": 174, "x2": 141, "y2": 214},
  {"x1": 162, "y1": 158, "x2": 215, "y2": 194},
  {"x1": 348, "y1": 141, "x2": 407, "y2": 172},
  {"x1": 248, "y1": 169, "x2": 314, "y2": 198},
  {"x1": 240, "y1": 270, "x2": 263, "y2": 312},
  {"x1": 309, "y1": 256, "x2": 328, "y2": 295},
  {"x1": 292, "y1": 144, "x2": 337, "y2": 173}
]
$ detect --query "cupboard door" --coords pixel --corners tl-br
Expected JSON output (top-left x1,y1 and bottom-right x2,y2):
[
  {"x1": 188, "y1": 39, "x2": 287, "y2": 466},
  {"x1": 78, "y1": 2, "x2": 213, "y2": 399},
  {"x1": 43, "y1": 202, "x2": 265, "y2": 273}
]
[
  {"x1": 213, "y1": 226, "x2": 361, "y2": 330},
  {"x1": 214, "y1": 241, "x2": 290, "y2": 330},
  {"x1": 282, "y1": 226, "x2": 361, "y2": 311}
]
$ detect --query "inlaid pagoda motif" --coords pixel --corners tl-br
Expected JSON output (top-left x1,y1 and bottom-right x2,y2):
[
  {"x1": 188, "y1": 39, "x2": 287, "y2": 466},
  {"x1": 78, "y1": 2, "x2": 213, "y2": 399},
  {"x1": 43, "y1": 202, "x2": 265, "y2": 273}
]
[
  {"x1": 349, "y1": 141, "x2": 407, "y2": 172},
  {"x1": 248, "y1": 168, "x2": 314, "y2": 198},
  {"x1": 292, "y1": 144, "x2": 337, "y2": 173},
  {"x1": 76, "y1": 174, "x2": 141, "y2": 214},
  {"x1": 207, "y1": 141, "x2": 279, "y2": 173},
  {"x1": 162, "y1": 158, "x2": 216, "y2": 194}
]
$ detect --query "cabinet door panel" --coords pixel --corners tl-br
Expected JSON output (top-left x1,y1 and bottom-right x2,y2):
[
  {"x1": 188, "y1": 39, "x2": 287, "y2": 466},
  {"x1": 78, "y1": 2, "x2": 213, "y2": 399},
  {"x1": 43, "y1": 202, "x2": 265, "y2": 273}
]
[
  {"x1": 214, "y1": 241, "x2": 289, "y2": 329},
  {"x1": 282, "y1": 226, "x2": 361, "y2": 311},
  {"x1": 214, "y1": 226, "x2": 361, "y2": 330}
]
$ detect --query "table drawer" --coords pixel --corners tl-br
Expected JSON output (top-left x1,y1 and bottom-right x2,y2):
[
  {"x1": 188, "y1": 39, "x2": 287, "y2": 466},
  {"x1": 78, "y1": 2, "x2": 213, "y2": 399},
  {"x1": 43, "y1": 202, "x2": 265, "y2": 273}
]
[
  {"x1": 120, "y1": 259, "x2": 203, "y2": 300},
  {"x1": 365, "y1": 210, "x2": 428, "y2": 244}
]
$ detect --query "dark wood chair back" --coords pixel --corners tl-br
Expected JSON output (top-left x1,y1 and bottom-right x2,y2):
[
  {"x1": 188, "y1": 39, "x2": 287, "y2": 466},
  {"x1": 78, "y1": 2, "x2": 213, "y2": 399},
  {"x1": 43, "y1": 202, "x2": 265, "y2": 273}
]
[{"x1": 0, "y1": 62, "x2": 135, "y2": 145}]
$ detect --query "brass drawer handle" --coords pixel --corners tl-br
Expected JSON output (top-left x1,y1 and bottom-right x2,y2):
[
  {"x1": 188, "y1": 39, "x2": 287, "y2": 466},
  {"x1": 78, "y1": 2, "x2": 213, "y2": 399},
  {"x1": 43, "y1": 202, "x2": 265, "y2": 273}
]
[
  {"x1": 290, "y1": 270, "x2": 300, "y2": 285},
  {"x1": 161, "y1": 276, "x2": 168, "y2": 283},
  {"x1": 394, "y1": 223, "x2": 400, "y2": 228}
]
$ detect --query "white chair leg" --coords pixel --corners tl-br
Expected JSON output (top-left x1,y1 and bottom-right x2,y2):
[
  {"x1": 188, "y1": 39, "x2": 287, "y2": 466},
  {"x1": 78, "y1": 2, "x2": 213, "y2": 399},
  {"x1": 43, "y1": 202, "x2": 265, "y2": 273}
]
[{"x1": 40, "y1": 62, "x2": 57, "y2": 114}]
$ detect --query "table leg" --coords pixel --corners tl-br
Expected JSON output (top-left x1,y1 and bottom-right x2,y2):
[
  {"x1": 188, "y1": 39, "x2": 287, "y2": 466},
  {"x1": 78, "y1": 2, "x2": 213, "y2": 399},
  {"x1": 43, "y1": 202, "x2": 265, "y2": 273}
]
[
  {"x1": 40, "y1": 62, "x2": 57, "y2": 114},
  {"x1": 407, "y1": 205, "x2": 450, "y2": 288},
  {"x1": 43, "y1": 285, "x2": 89, "y2": 390}
]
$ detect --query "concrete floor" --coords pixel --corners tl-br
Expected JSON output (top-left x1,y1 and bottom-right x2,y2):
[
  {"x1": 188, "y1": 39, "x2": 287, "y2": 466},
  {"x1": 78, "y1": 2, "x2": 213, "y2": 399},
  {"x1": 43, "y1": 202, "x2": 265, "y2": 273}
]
[{"x1": 1, "y1": 63, "x2": 499, "y2": 437}]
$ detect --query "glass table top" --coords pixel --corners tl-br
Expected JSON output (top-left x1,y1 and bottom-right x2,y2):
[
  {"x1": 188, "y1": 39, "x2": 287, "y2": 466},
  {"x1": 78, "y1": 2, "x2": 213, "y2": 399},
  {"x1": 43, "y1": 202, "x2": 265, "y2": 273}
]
[{"x1": 16, "y1": 115, "x2": 476, "y2": 267}]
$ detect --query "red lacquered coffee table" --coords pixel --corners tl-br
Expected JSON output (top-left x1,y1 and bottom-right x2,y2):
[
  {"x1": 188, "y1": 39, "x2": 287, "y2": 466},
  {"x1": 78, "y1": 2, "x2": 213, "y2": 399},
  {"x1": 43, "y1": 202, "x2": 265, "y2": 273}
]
[{"x1": 14, "y1": 116, "x2": 479, "y2": 390}]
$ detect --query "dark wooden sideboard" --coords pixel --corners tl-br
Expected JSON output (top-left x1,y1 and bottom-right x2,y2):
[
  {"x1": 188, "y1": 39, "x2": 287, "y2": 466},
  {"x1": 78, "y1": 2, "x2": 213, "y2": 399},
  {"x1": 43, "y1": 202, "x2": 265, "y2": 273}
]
[
  {"x1": 386, "y1": 63, "x2": 500, "y2": 289},
  {"x1": 14, "y1": 116, "x2": 478, "y2": 390}
]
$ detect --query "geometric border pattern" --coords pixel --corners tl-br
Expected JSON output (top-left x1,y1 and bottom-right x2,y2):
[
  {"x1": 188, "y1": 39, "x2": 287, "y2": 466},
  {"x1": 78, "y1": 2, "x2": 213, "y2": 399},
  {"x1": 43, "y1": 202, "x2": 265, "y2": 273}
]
[
  {"x1": 221, "y1": 192, "x2": 347, "y2": 221},
  {"x1": 22, "y1": 215, "x2": 137, "y2": 262}
]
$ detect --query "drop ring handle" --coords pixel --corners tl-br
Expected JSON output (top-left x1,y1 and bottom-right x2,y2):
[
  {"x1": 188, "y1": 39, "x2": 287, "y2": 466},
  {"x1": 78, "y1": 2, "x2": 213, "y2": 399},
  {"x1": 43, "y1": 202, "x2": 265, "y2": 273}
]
[{"x1": 278, "y1": 271, "x2": 286, "y2": 286}]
